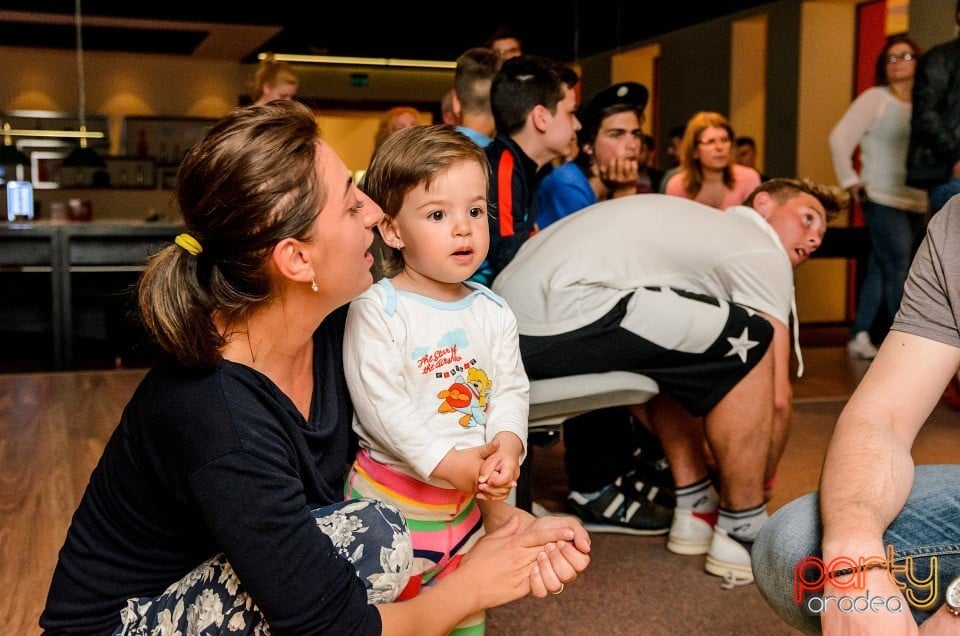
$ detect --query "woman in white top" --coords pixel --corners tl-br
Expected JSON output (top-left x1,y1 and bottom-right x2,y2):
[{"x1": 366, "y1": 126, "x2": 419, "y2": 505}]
[{"x1": 829, "y1": 35, "x2": 928, "y2": 359}]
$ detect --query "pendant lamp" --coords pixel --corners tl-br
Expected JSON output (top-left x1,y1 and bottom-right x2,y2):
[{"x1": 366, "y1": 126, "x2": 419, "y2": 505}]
[{"x1": 62, "y1": 0, "x2": 106, "y2": 171}]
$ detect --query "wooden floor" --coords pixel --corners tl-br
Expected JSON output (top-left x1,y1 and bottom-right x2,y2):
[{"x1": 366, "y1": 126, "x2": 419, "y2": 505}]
[{"x1": 0, "y1": 347, "x2": 955, "y2": 634}]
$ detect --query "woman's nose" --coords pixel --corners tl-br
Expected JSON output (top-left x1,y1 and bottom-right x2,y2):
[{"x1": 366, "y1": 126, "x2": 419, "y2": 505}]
[{"x1": 359, "y1": 191, "x2": 384, "y2": 227}]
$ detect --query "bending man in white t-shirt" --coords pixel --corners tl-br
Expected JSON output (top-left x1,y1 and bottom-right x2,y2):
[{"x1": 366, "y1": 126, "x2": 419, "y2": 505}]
[{"x1": 493, "y1": 179, "x2": 847, "y2": 585}]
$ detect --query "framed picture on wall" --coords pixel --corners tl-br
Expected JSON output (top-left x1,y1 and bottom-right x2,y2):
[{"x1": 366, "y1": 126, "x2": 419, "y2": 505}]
[
  {"x1": 30, "y1": 151, "x2": 65, "y2": 189},
  {"x1": 16, "y1": 139, "x2": 72, "y2": 189}
]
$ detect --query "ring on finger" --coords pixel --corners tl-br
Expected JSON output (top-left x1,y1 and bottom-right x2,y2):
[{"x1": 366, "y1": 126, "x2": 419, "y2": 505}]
[{"x1": 551, "y1": 583, "x2": 565, "y2": 595}]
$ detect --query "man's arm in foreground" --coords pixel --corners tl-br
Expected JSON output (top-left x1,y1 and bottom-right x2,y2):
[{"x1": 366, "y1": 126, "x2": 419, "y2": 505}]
[{"x1": 819, "y1": 330, "x2": 960, "y2": 635}]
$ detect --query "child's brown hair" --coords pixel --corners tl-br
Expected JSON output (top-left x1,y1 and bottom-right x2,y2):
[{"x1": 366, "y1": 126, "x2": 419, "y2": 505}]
[{"x1": 363, "y1": 124, "x2": 489, "y2": 277}]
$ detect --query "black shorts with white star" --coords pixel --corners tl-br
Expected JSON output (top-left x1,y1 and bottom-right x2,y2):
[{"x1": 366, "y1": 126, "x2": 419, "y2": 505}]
[{"x1": 519, "y1": 288, "x2": 774, "y2": 416}]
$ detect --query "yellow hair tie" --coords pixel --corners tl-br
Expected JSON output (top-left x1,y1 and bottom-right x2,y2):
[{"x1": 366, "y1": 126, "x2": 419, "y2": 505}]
[{"x1": 174, "y1": 233, "x2": 203, "y2": 256}]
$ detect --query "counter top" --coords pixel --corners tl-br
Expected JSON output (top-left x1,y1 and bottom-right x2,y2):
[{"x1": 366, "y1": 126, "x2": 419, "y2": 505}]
[
  {"x1": 0, "y1": 221, "x2": 185, "y2": 368},
  {"x1": 1, "y1": 219, "x2": 183, "y2": 232}
]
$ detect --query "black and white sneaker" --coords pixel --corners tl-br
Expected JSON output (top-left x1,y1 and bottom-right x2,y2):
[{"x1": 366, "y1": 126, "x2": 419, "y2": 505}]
[
  {"x1": 621, "y1": 464, "x2": 676, "y2": 510},
  {"x1": 566, "y1": 475, "x2": 673, "y2": 536},
  {"x1": 630, "y1": 420, "x2": 676, "y2": 507}
]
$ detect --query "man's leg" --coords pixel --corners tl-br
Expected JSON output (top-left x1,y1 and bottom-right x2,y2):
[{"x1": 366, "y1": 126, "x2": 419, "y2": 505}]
[
  {"x1": 752, "y1": 492, "x2": 823, "y2": 634},
  {"x1": 615, "y1": 288, "x2": 775, "y2": 573},
  {"x1": 695, "y1": 346, "x2": 775, "y2": 584},
  {"x1": 646, "y1": 394, "x2": 707, "y2": 489},
  {"x1": 647, "y1": 394, "x2": 722, "y2": 556},
  {"x1": 519, "y1": 289, "x2": 774, "y2": 548},
  {"x1": 704, "y1": 344, "x2": 773, "y2": 511},
  {"x1": 646, "y1": 346, "x2": 772, "y2": 565}
]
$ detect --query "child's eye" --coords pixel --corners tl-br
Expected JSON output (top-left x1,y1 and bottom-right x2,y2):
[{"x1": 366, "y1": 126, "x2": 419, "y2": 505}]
[
  {"x1": 469, "y1": 207, "x2": 485, "y2": 218},
  {"x1": 349, "y1": 199, "x2": 365, "y2": 214},
  {"x1": 428, "y1": 210, "x2": 445, "y2": 221}
]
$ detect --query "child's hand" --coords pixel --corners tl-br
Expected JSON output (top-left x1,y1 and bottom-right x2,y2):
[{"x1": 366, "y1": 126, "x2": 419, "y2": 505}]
[
  {"x1": 432, "y1": 439, "x2": 500, "y2": 495},
  {"x1": 477, "y1": 456, "x2": 514, "y2": 500},
  {"x1": 477, "y1": 432, "x2": 523, "y2": 500}
]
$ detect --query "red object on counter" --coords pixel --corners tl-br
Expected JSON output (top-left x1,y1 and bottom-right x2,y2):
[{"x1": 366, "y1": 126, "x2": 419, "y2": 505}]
[{"x1": 67, "y1": 199, "x2": 93, "y2": 222}]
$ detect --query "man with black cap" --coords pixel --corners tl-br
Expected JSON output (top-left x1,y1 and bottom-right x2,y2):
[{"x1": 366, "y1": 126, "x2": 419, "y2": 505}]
[{"x1": 537, "y1": 81, "x2": 649, "y2": 229}]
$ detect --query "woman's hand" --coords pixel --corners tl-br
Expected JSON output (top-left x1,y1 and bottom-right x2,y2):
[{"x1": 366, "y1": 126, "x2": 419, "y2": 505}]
[
  {"x1": 377, "y1": 515, "x2": 587, "y2": 634},
  {"x1": 515, "y1": 511, "x2": 592, "y2": 596},
  {"x1": 521, "y1": 514, "x2": 592, "y2": 570},
  {"x1": 476, "y1": 501, "x2": 591, "y2": 596},
  {"x1": 455, "y1": 515, "x2": 581, "y2": 607}
]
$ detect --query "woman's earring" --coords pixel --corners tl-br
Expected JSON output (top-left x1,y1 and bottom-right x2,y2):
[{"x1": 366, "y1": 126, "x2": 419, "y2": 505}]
[{"x1": 311, "y1": 279, "x2": 319, "y2": 293}]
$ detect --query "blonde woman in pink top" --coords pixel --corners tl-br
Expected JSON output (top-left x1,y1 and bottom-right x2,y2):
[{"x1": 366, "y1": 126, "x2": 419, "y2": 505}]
[{"x1": 665, "y1": 111, "x2": 762, "y2": 209}]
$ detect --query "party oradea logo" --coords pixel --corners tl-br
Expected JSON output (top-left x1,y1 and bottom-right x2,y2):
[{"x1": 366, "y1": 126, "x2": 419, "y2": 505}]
[{"x1": 793, "y1": 545, "x2": 938, "y2": 616}]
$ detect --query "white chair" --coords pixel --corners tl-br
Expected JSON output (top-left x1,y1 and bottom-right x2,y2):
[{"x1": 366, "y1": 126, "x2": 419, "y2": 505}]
[{"x1": 516, "y1": 371, "x2": 660, "y2": 511}]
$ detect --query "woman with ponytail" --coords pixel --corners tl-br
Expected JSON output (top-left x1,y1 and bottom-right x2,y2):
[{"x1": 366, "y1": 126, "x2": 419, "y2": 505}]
[{"x1": 41, "y1": 100, "x2": 589, "y2": 636}]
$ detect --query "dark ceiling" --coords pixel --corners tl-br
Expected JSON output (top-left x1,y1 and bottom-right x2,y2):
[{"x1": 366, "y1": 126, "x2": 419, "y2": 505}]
[{"x1": 0, "y1": 1, "x2": 774, "y2": 63}]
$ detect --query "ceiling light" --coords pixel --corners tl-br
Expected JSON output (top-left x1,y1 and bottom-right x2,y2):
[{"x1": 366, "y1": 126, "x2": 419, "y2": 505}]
[
  {"x1": 258, "y1": 52, "x2": 456, "y2": 70},
  {"x1": 0, "y1": 128, "x2": 104, "y2": 140},
  {"x1": 62, "y1": 0, "x2": 106, "y2": 170}
]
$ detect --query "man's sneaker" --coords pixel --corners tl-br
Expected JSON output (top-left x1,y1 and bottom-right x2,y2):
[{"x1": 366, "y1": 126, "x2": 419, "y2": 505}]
[
  {"x1": 705, "y1": 526, "x2": 754, "y2": 587},
  {"x1": 666, "y1": 507, "x2": 716, "y2": 555},
  {"x1": 566, "y1": 476, "x2": 673, "y2": 536},
  {"x1": 620, "y1": 464, "x2": 676, "y2": 510},
  {"x1": 847, "y1": 331, "x2": 878, "y2": 360}
]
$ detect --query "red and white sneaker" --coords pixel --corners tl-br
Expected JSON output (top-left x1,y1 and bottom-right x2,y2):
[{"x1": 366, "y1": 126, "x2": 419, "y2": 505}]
[{"x1": 666, "y1": 508, "x2": 717, "y2": 555}]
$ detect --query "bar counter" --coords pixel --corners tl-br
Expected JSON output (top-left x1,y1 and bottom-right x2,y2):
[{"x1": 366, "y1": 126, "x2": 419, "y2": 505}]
[{"x1": 0, "y1": 220, "x2": 184, "y2": 369}]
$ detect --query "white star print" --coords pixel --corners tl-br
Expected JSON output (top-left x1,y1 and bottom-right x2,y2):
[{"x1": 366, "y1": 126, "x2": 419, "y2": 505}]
[{"x1": 725, "y1": 327, "x2": 759, "y2": 363}]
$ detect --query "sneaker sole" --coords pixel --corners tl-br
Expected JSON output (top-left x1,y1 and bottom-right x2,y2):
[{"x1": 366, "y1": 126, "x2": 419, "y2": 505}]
[
  {"x1": 705, "y1": 555, "x2": 754, "y2": 582},
  {"x1": 666, "y1": 537, "x2": 712, "y2": 555},
  {"x1": 580, "y1": 520, "x2": 670, "y2": 536}
]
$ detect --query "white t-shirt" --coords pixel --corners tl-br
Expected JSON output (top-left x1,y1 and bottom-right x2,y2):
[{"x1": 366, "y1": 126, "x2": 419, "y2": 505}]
[
  {"x1": 829, "y1": 86, "x2": 928, "y2": 213},
  {"x1": 493, "y1": 194, "x2": 794, "y2": 337},
  {"x1": 343, "y1": 279, "x2": 529, "y2": 486}
]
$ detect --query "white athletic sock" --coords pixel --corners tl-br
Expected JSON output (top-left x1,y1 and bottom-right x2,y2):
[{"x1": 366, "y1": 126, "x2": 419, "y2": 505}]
[
  {"x1": 675, "y1": 477, "x2": 718, "y2": 512},
  {"x1": 718, "y1": 504, "x2": 769, "y2": 542}
]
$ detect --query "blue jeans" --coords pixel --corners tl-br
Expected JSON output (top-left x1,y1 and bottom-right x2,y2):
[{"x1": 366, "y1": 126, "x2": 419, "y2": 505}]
[
  {"x1": 929, "y1": 177, "x2": 960, "y2": 215},
  {"x1": 752, "y1": 465, "x2": 960, "y2": 634},
  {"x1": 850, "y1": 200, "x2": 925, "y2": 336}
]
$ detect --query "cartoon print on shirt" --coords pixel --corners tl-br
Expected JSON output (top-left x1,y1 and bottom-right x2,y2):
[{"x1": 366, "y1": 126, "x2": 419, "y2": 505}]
[
  {"x1": 414, "y1": 328, "x2": 493, "y2": 429},
  {"x1": 437, "y1": 367, "x2": 491, "y2": 428}
]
